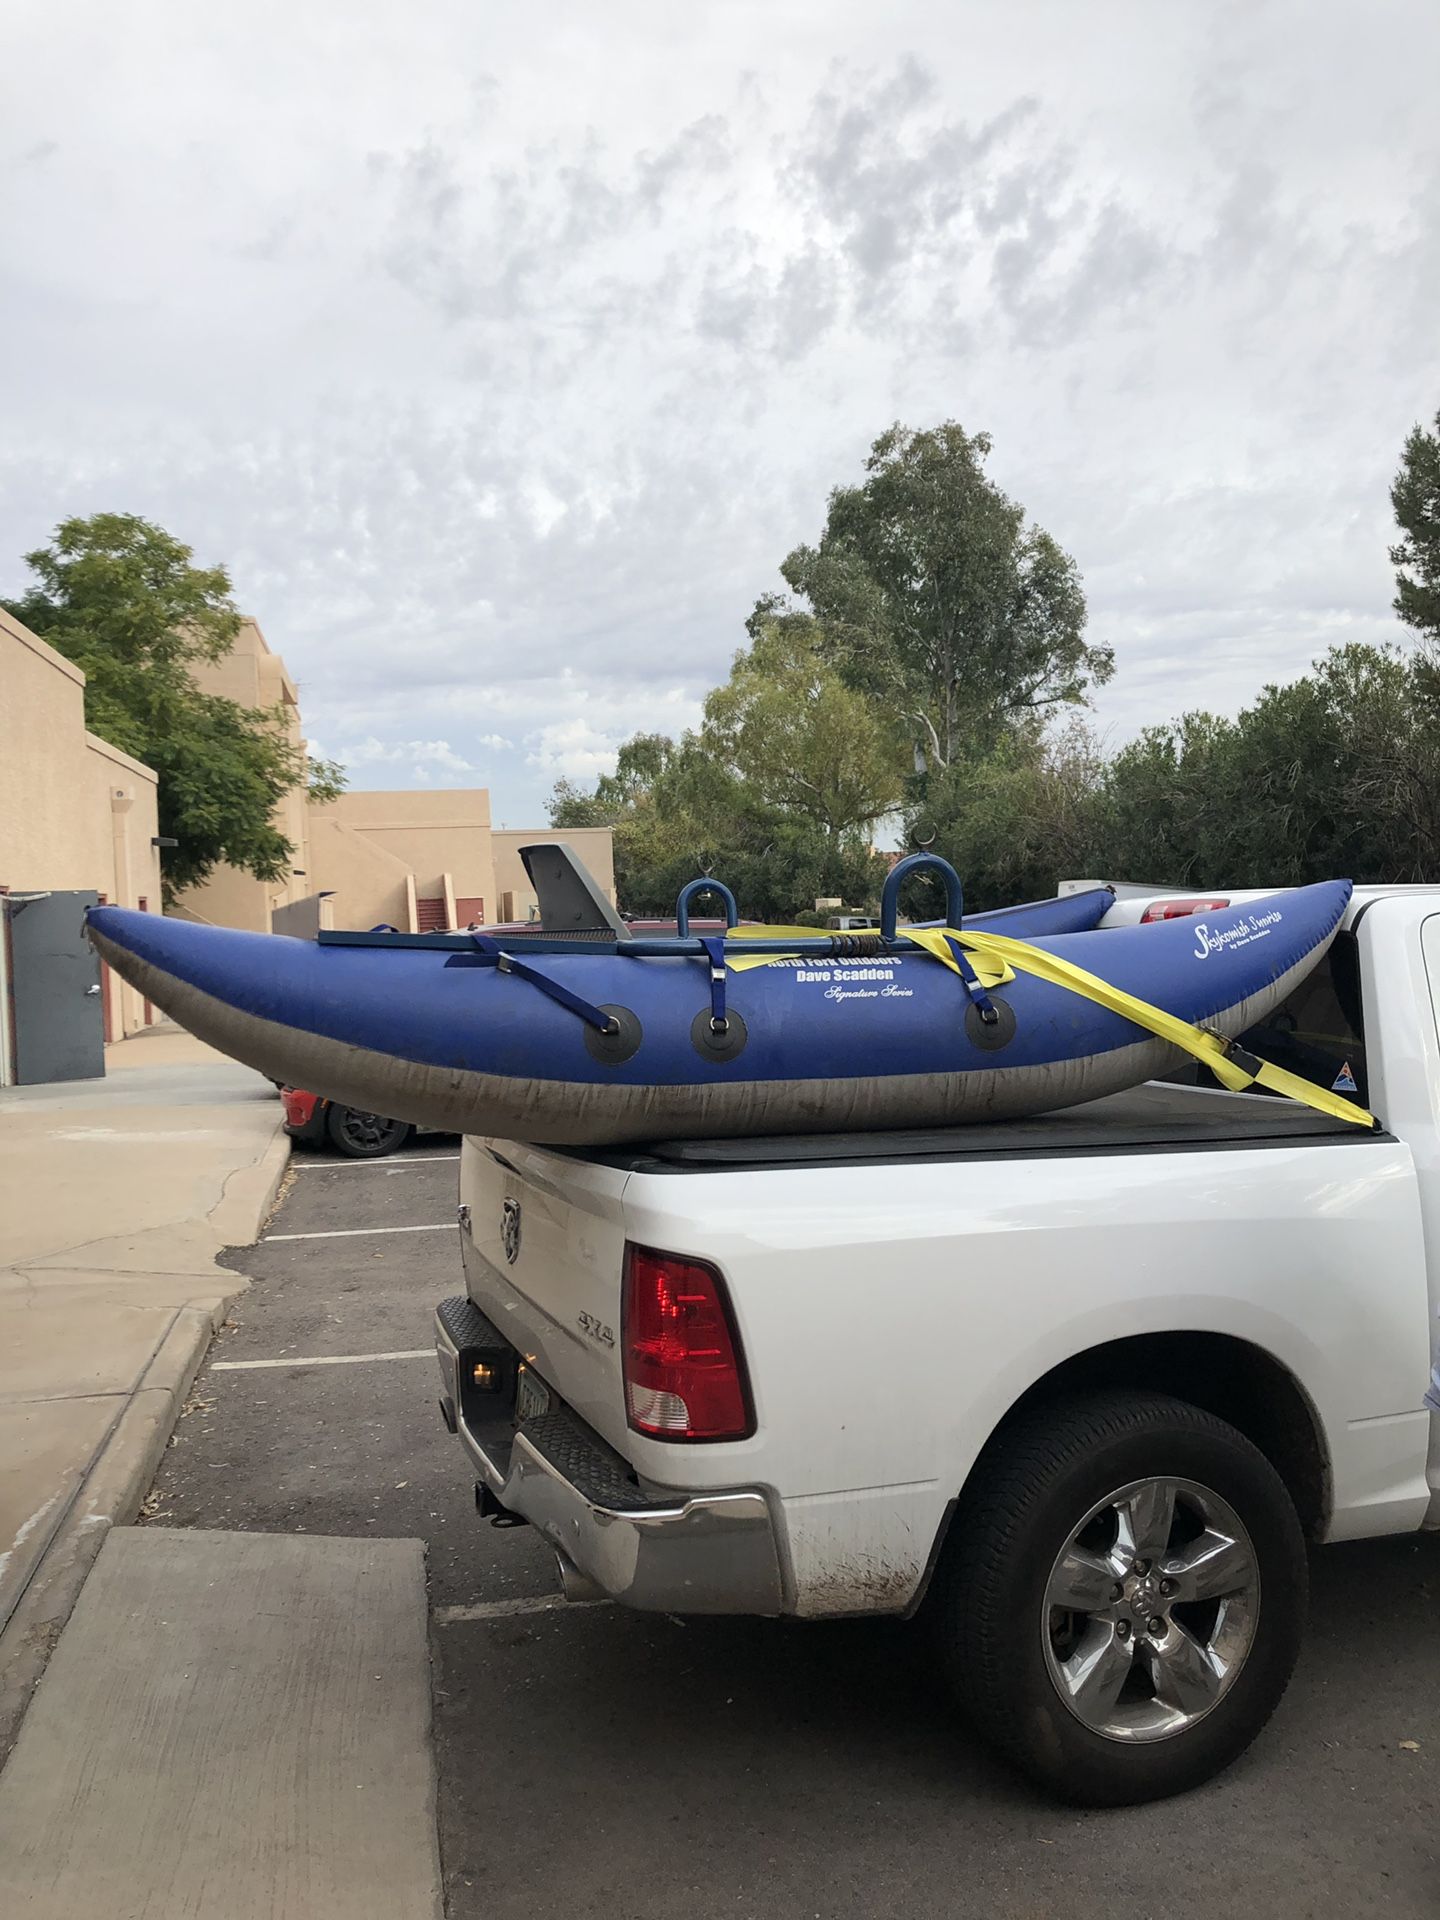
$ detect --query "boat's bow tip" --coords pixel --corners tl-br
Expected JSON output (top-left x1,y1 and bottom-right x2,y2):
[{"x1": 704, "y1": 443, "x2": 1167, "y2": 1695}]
[{"x1": 84, "y1": 903, "x2": 152, "y2": 958}]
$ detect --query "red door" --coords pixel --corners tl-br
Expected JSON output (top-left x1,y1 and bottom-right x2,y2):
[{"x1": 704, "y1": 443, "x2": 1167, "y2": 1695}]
[
  {"x1": 96, "y1": 892, "x2": 116, "y2": 1042},
  {"x1": 138, "y1": 897, "x2": 154, "y2": 1024},
  {"x1": 453, "y1": 895, "x2": 485, "y2": 927}
]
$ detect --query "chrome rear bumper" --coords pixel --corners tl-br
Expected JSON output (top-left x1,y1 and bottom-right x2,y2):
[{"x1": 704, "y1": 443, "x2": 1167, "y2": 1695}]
[{"x1": 435, "y1": 1296, "x2": 784, "y2": 1614}]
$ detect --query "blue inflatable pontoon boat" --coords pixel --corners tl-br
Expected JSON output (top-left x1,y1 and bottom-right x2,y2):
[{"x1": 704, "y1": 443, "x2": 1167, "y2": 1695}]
[{"x1": 84, "y1": 848, "x2": 1352, "y2": 1145}]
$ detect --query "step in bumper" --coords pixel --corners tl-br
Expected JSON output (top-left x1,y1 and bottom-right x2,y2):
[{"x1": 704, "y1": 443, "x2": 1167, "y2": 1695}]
[{"x1": 435, "y1": 1296, "x2": 784, "y2": 1614}]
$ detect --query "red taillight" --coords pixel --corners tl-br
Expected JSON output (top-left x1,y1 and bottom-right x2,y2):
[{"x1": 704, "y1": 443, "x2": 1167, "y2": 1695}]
[
  {"x1": 622, "y1": 1244, "x2": 753, "y2": 1442},
  {"x1": 1140, "y1": 897, "x2": 1230, "y2": 923},
  {"x1": 281, "y1": 1087, "x2": 319, "y2": 1126}
]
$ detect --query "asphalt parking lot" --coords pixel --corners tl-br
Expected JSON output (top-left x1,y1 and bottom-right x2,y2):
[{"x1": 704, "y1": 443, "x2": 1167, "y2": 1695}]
[{"x1": 148, "y1": 1137, "x2": 1440, "y2": 1919}]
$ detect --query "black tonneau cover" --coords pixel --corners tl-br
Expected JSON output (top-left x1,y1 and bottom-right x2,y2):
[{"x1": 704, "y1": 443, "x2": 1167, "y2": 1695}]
[{"x1": 566, "y1": 1082, "x2": 1384, "y2": 1174}]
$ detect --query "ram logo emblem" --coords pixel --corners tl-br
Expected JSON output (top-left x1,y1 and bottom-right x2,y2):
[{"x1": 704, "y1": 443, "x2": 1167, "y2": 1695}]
[{"x1": 501, "y1": 1197, "x2": 522, "y2": 1265}]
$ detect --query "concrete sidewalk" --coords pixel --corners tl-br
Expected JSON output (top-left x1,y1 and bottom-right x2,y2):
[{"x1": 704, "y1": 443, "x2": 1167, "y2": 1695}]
[
  {"x1": 0, "y1": 1025, "x2": 288, "y2": 1756},
  {"x1": 0, "y1": 1529, "x2": 442, "y2": 1919}
]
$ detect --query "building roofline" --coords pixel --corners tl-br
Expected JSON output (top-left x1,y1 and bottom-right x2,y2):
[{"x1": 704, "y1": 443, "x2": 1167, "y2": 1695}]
[
  {"x1": 1, "y1": 604, "x2": 86, "y2": 686},
  {"x1": 84, "y1": 729, "x2": 159, "y2": 784}
]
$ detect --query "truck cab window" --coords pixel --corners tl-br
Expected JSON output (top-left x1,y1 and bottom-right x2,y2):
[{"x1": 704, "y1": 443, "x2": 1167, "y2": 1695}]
[{"x1": 1165, "y1": 932, "x2": 1367, "y2": 1105}]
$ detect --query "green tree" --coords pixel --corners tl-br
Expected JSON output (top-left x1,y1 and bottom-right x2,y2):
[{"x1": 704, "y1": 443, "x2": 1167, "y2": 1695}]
[
  {"x1": 1391, "y1": 409, "x2": 1440, "y2": 646},
  {"x1": 3, "y1": 513, "x2": 344, "y2": 896},
  {"x1": 912, "y1": 718, "x2": 1107, "y2": 911},
  {"x1": 702, "y1": 616, "x2": 905, "y2": 838},
  {"x1": 547, "y1": 728, "x2": 885, "y2": 921},
  {"x1": 548, "y1": 734, "x2": 676, "y2": 830},
  {"x1": 1089, "y1": 645, "x2": 1440, "y2": 889},
  {"x1": 1092, "y1": 711, "x2": 1239, "y2": 886},
  {"x1": 914, "y1": 643, "x2": 1440, "y2": 907},
  {"x1": 760, "y1": 422, "x2": 1112, "y2": 772},
  {"x1": 1229, "y1": 645, "x2": 1440, "y2": 882}
]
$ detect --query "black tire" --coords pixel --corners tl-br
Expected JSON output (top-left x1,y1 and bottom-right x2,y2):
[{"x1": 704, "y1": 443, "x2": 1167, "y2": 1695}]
[
  {"x1": 324, "y1": 1103, "x2": 413, "y2": 1158},
  {"x1": 934, "y1": 1392, "x2": 1307, "y2": 1806}
]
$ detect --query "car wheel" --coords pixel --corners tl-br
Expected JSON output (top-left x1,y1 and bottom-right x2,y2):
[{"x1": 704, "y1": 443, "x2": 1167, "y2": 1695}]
[
  {"x1": 934, "y1": 1392, "x2": 1307, "y2": 1806},
  {"x1": 324, "y1": 1103, "x2": 414, "y2": 1158}
]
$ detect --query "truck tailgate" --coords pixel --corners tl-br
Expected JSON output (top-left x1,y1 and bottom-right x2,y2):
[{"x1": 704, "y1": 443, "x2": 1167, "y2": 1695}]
[{"x1": 458, "y1": 1137, "x2": 633, "y2": 1454}]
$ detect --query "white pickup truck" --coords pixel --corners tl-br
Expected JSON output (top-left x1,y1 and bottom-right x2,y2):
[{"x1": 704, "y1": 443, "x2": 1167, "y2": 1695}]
[{"x1": 434, "y1": 882, "x2": 1440, "y2": 1806}]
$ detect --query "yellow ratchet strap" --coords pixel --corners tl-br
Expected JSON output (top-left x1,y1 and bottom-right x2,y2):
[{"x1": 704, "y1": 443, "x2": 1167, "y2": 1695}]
[
  {"x1": 723, "y1": 932, "x2": 1014, "y2": 991},
  {"x1": 724, "y1": 922, "x2": 1376, "y2": 1129},
  {"x1": 918, "y1": 924, "x2": 1377, "y2": 1129}
]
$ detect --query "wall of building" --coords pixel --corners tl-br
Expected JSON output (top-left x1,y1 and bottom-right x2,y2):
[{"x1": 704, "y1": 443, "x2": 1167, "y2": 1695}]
[
  {"x1": 303, "y1": 811, "x2": 419, "y2": 931},
  {"x1": 110, "y1": 611, "x2": 617, "y2": 938},
  {"x1": 0, "y1": 606, "x2": 161, "y2": 1044},
  {"x1": 294, "y1": 805, "x2": 618, "y2": 932},
  {"x1": 272, "y1": 893, "x2": 337, "y2": 939},
  {"x1": 84, "y1": 734, "x2": 162, "y2": 1039},
  {"x1": 2, "y1": 606, "x2": 97, "y2": 890},
  {"x1": 305, "y1": 789, "x2": 497, "y2": 931},
  {"x1": 169, "y1": 859, "x2": 267, "y2": 932},
  {"x1": 491, "y1": 828, "x2": 617, "y2": 922},
  {"x1": 171, "y1": 617, "x2": 311, "y2": 932}
]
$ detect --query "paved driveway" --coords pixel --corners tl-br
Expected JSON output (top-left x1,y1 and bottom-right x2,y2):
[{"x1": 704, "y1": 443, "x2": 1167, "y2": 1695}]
[{"x1": 147, "y1": 1140, "x2": 1440, "y2": 1919}]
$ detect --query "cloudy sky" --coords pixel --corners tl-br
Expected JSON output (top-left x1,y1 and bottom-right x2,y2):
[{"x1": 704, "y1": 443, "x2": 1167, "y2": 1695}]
[{"x1": 3, "y1": 1, "x2": 1437, "y2": 825}]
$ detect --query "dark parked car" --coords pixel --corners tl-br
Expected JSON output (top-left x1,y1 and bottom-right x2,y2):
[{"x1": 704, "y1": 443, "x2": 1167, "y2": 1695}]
[{"x1": 281, "y1": 1086, "x2": 434, "y2": 1158}]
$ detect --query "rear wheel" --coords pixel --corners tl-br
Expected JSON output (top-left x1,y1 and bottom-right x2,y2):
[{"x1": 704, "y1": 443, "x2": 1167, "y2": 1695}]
[
  {"x1": 324, "y1": 1103, "x2": 413, "y2": 1158},
  {"x1": 934, "y1": 1392, "x2": 1307, "y2": 1805}
]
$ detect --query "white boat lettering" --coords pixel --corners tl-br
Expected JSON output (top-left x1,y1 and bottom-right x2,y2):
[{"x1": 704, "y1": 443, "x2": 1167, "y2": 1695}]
[
  {"x1": 797, "y1": 965, "x2": 897, "y2": 986},
  {"x1": 1193, "y1": 911, "x2": 1281, "y2": 959}
]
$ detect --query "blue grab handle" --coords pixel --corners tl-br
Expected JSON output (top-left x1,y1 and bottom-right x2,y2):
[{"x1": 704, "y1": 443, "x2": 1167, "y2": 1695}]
[
  {"x1": 675, "y1": 878, "x2": 739, "y2": 938},
  {"x1": 881, "y1": 854, "x2": 965, "y2": 941}
]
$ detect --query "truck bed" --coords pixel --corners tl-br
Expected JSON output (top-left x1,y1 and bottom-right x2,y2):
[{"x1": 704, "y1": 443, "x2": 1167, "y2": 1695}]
[{"x1": 563, "y1": 1081, "x2": 1383, "y2": 1173}]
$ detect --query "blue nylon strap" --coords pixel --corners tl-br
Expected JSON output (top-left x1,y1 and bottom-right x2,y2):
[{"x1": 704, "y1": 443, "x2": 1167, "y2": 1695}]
[
  {"x1": 699, "y1": 936, "x2": 729, "y2": 1032},
  {"x1": 468, "y1": 934, "x2": 618, "y2": 1035},
  {"x1": 943, "y1": 933, "x2": 1000, "y2": 1025}
]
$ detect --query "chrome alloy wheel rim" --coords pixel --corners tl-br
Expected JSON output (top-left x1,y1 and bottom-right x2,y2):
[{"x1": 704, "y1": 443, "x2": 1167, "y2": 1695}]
[{"x1": 1042, "y1": 1477, "x2": 1260, "y2": 1743}]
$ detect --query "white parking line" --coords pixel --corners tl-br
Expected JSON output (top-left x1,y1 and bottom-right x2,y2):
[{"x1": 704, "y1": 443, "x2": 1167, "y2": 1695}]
[
  {"x1": 263, "y1": 1223, "x2": 455, "y2": 1242},
  {"x1": 292, "y1": 1155, "x2": 461, "y2": 1170},
  {"x1": 432, "y1": 1595, "x2": 608, "y2": 1624},
  {"x1": 212, "y1": 1349, "x2": 434, "y2": 1371}
]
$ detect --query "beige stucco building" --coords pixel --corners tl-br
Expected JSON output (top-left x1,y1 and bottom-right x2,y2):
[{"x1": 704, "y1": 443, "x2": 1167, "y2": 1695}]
[
  {"x1": 0, "y1": 604, "x2": 162, "y2": 1051},
  {"x1": 299, "y1": 792, "x2": 615, "y2": 933},
  {"x1": 174, "y1": 618, "x2": 615, "y2": 935},
  {"x1": 1, "y1": 599, "x2": 614, "y2": 1083},
  {"x1": 171, "y1": 618, "x2": 312, "y2": 933}
]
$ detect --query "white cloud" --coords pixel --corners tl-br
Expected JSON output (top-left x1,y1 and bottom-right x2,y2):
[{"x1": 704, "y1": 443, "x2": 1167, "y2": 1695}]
[
  {"x1": 0, "y1": 1, "x2": 1437, "y2": 822},
  {"x1": 336, "y1": 736, "x2": 481, "y2": 776},
  {"x1": 524, "y1": 719, "x2": 632, "y2": 781},
  {"x1": 526, "y1": 721, "x2": 622, "y2": 779}
]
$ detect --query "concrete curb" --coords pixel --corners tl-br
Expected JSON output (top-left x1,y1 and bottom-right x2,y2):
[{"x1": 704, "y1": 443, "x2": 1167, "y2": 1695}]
[
  {"x1": 209, "y1": 1123, "x2": 292, "y2": 1247},
  {"x1": 0, "y1": 1119, "x2": 290, "y2": 1764}
]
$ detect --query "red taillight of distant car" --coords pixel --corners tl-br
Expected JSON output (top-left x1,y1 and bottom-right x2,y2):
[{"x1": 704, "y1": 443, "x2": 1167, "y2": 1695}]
[
  {"x1": 1140, "y1": 897, "x2": 1231, "y2": 923},
  {"x1": 281, "y1": 1087, "x2": 320, "y2": 1128}
]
